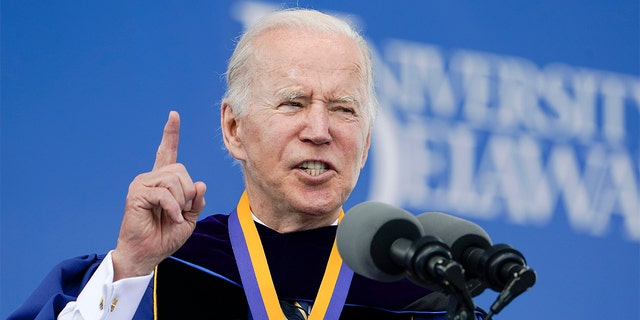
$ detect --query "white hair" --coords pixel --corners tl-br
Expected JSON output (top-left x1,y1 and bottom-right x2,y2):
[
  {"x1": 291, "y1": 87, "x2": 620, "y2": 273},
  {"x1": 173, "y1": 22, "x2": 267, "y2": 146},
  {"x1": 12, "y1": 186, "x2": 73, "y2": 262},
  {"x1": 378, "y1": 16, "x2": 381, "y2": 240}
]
[{"x1": 223, "y1": 8, "x2": 378, "y2": 127}]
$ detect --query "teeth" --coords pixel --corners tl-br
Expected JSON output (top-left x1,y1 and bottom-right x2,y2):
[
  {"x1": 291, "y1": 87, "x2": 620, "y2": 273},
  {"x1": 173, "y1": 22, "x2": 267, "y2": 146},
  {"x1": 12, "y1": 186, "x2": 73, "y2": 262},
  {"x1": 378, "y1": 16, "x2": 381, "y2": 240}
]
[{"x1": 300, "y1": 161, "x2": 329, "y2": 176}]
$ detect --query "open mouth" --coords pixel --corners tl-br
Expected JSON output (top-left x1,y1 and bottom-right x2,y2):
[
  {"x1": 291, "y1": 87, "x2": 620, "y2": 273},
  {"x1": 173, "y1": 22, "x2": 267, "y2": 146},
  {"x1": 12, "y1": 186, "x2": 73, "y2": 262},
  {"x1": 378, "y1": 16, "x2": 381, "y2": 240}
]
[{"x1": 298, "y1": 160, "x2": 330, "y2": 176}]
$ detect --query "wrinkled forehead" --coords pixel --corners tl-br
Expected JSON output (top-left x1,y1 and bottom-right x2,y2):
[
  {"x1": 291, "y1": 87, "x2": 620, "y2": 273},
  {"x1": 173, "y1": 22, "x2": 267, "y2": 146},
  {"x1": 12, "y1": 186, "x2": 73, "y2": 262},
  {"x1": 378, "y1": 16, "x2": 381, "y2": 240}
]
[
  {"x1": 251, "y1": 28, "x2": 366, "y2": 78},
  {"x1": 248, "y1": 28, "x2": 367, "y2": 98}
]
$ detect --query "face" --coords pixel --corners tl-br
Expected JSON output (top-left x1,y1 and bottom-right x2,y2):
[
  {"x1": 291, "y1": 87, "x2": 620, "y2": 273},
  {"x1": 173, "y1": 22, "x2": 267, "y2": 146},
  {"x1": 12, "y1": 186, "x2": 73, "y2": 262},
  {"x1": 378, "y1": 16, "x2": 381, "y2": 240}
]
[{"x1": 222, "y1": 28, "x2": 372, "y2": 228}]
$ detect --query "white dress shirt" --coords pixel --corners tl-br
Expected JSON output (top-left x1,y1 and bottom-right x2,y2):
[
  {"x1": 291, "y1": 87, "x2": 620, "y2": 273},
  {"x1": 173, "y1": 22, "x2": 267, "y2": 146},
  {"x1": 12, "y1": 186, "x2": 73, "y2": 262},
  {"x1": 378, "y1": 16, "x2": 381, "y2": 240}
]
[{"x1": 57, "y1": 251, "x2": 152, "y2": 320}]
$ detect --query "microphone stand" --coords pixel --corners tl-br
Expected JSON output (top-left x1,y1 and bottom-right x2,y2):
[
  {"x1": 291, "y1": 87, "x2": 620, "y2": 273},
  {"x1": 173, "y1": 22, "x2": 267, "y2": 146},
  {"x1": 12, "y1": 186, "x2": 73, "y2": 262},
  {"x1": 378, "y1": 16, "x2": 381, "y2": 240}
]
[
  {"x1": 480, "y1": 244, "x2": 537, "y2": 320},
  {"x1": 392, "y1": 236, "x2": 477, "y2": 320},
  {"x1": 435, "y1": 259, "x2": 476, "y2": 320}
]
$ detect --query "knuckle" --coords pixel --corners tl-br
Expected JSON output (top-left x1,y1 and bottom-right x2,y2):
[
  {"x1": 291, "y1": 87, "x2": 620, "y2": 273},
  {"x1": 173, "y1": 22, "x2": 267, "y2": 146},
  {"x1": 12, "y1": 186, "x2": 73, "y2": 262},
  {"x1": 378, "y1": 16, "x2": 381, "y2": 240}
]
[{"x1": 170, "y1": 162, "x2": 187, "y2": 172}]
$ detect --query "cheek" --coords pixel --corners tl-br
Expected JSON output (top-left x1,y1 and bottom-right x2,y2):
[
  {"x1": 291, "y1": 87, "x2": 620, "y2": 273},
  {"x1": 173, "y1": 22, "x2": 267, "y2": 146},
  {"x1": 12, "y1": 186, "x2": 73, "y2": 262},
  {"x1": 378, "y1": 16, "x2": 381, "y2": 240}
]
[
  {"x1": 353, "y1": 128, "x2": 371, "y2": 168},
  {"x1": 237, "y1": 119, "x2": 266, "y2": 159},
  {"x1": 341, "y1": 131, "x2": 369, "y2": 166},
  {"x1": 241, "y1": 118, "x2": 291, "y2": 160}
]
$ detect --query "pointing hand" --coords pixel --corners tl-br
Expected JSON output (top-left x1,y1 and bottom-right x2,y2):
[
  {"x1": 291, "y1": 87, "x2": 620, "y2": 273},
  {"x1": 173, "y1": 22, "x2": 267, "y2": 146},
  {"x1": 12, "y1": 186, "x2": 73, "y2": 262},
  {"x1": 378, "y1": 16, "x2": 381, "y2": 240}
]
[{"x1": 112, "y1": 111, "x2": 207, "y2": 280}]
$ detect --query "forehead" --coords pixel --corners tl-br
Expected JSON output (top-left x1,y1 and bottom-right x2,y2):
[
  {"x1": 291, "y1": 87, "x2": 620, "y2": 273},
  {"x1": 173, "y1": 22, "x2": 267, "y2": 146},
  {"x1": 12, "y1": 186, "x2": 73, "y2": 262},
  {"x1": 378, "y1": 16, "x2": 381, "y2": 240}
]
[{"x1": 250, "y1": 28, "x2": 366, "y2": 95}]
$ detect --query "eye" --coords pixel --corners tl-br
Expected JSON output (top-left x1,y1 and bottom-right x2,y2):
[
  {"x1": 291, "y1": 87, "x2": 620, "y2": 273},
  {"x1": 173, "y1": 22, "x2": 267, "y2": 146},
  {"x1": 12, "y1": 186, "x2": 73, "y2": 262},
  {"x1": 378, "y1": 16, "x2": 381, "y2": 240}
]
[
  {"x1": 338, "y1": 106, "x2": 355, "y2": 114},
  {"x1": 278, "y1": 100, "x2": 304, "y2": 112},
  {"x1": 331, "y1": 105, "x2": 356, "y2": 115},
  {"x1": 284, "y1": 101, "x2": 302, "y2": 107}
]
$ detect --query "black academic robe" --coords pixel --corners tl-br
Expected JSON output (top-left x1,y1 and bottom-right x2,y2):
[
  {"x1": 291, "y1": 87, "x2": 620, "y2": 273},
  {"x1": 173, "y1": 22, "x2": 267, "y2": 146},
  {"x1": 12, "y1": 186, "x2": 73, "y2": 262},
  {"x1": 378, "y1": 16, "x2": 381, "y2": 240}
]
[{"x1": 9, "y1": 213, "x2": 485, "y2": 319}]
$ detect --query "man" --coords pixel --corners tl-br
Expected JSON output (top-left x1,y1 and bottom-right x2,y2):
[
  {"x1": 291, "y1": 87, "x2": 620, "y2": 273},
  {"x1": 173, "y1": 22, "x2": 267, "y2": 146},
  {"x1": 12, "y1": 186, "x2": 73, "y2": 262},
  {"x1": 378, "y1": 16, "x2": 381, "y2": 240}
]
[{"x1": 10, "y1": 8, "x2": 483, "y2": 319}]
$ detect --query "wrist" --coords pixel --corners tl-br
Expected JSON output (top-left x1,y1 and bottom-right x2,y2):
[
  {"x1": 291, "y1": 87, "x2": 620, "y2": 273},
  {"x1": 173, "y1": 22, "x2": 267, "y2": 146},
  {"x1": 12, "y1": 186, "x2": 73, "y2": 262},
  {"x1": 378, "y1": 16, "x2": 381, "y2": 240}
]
[{"x1": 111, "y1": 249, "x2": 156, "y2": 281}]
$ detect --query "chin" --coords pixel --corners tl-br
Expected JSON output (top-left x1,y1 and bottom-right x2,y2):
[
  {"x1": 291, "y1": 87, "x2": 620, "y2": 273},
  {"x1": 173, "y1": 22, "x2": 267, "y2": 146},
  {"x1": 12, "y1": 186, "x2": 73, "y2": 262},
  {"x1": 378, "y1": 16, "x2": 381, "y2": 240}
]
[{"x1": 293, "y1": 191, "x2": 342, "y2": 215}]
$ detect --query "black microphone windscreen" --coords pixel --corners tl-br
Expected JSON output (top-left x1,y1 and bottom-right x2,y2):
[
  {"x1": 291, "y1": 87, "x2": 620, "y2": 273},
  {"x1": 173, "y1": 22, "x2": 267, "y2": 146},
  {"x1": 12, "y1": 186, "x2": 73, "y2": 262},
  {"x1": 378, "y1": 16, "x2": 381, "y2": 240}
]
[
  {"x1": 337, "y1": 201, "x2": 423, "y2": 282},
  {"x1": 416, "y1": 212, "x2": 492, "y2": 262}
]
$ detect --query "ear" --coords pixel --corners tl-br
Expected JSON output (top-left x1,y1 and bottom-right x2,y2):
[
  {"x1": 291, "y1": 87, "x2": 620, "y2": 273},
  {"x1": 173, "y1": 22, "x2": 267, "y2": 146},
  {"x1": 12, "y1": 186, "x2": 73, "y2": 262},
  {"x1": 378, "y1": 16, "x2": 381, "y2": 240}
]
[{"x1": 221, "y1": 99, "x2": 247, "y2": 161}]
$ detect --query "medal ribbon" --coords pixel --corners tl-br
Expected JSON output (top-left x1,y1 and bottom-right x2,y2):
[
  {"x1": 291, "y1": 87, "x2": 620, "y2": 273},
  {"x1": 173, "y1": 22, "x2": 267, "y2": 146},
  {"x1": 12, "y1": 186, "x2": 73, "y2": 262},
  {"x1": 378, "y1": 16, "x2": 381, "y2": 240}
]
[{"x1": 229, "y1": 190, "x2": 354, "y2": 319}]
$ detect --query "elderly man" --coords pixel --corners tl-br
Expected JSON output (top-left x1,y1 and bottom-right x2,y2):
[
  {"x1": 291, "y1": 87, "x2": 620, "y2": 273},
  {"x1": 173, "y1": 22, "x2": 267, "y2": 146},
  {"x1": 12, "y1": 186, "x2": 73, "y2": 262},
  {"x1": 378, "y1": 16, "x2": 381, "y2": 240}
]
[{"x1": 10, "y1": 8, "x2": 483, "y2": 319}]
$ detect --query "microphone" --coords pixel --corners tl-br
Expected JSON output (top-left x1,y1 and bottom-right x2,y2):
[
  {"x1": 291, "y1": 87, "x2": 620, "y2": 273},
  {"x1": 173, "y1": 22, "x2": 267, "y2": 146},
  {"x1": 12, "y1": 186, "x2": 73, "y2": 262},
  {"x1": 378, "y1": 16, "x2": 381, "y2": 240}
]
[
  {"x1": 417, "y1": 212, "x2": 536, "y2": 317},
  {"x1": 337, "y1": 202, "x2": 483, "y2": 319},
  {"x1": 336, "y1": 201, "x2": 457, "y2": 289},
  {"x1": 416, "y1": 211, "x2": 492, "y2": 295}
]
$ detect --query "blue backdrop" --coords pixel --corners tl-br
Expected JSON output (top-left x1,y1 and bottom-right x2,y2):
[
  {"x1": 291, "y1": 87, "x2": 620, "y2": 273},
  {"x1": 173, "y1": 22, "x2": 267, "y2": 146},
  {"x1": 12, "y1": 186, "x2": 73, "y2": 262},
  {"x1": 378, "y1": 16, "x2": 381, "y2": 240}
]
[{"x1": 2, "y1": 1, "x2": 639, "y2": 319}]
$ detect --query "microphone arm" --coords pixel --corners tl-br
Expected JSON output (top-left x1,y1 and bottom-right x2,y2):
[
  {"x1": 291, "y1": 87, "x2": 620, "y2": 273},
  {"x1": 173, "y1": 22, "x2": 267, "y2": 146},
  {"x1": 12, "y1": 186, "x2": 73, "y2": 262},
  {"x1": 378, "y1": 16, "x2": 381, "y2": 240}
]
[
  {"x1": 390, "y1": 235, "x2": 476, "y2": 320},
  {"x1": 481, "y1": 244, "x2": 537, "y2": 320}
]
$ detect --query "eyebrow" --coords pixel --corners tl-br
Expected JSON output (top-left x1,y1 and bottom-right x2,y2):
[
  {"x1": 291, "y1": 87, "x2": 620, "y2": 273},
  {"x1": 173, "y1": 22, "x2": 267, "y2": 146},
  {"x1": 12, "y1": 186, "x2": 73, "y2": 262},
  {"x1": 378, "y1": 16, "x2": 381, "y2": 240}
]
[
  {"x1": 330, "y1": 95, "x2": 359, "y2": 105},
  {"x1": 276, "y1": 89, "x2": 305, "y2": 101},
  {"x1": 275, "y1": 90, "x2": 360, "y2": 105}
]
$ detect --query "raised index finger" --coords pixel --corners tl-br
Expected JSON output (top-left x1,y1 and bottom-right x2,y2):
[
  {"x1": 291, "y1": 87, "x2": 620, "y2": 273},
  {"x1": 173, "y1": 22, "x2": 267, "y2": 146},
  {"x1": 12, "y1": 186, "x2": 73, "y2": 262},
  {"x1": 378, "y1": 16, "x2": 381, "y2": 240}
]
[{"x1": 153, "y1": 111, "x2": 180, "y2": 171}]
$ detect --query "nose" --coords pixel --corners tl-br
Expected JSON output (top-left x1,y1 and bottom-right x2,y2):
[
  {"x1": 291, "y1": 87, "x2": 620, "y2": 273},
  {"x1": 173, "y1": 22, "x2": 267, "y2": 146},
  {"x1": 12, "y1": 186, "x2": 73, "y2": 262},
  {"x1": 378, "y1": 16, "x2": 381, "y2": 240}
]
[{"x1": 299, "y1": 105, "x2": 332, "y2": 145}]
